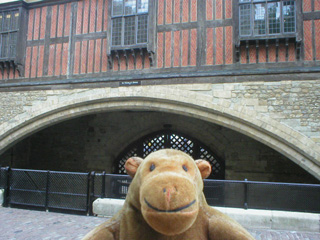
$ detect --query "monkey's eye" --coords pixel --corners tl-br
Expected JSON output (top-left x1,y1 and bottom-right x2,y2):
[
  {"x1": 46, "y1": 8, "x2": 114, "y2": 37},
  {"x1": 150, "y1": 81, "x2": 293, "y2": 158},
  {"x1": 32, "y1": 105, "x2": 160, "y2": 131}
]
[
  {"x1": 182, "y1": 165, "x2": 188, "y2": 172},
  {"x1": 150, "y1": 163, "x2": 155, "y2": 171}
]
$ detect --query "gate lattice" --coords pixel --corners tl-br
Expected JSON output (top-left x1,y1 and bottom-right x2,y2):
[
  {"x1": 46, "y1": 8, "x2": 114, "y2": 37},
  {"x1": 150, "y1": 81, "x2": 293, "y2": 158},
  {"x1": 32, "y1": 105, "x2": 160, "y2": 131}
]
[{"x1": 114, "y1": 130, "x2": 225, "y2": 179}]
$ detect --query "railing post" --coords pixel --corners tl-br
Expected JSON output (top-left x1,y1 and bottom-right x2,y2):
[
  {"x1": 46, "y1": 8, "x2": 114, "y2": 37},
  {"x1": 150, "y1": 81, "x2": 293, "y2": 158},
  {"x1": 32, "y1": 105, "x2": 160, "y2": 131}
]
[
  {"x1": 3, "y1": 167, "x2": 11, "y2": 207},
  {"x1": 87, "y1": 171, "x2": 95, "y2": 216},
  {"x1": 45, "y1": 170, "x2": 50, "y2": 212},
  {"x1": 101, "y1": 171, "x2": 106, "y2": 198},
  {"x1": 244, "y1": 179, "x2": 248, "y2": 210}
]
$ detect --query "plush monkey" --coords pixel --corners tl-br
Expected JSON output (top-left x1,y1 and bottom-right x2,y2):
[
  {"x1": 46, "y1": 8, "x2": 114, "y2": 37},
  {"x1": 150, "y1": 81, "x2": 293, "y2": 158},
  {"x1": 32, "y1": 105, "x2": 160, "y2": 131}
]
[{"x1": 83, "y1": 149, "x2": 255, "y2": 240}]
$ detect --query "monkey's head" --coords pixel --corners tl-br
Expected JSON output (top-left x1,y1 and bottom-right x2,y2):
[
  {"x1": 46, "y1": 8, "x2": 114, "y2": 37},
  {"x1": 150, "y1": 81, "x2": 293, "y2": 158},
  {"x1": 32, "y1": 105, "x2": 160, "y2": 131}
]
[{"x1": 125, "y1": 149, "x2": 211, "y2": 236}]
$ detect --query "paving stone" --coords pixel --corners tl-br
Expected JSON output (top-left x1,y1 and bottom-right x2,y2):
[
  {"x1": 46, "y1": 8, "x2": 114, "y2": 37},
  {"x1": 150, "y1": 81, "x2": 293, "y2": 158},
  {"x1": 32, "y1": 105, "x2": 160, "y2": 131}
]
[{"x1": 0, "y1": 207, "x2": 319, "y2": 240}]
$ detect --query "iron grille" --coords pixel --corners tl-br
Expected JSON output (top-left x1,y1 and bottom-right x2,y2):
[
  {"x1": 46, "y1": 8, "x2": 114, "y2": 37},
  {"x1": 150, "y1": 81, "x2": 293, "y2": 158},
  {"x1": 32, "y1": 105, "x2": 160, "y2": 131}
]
[
  {"x1": 47, "y1": 171, "x2": 89, "y2": 212},
  {"x1": 0, "y1": 167, "x2": 7, "y2": 189},
  {"x1": 170, "y1": 134, "x2": 194, "y2": 154},
  {"x1": 114, "y1": 130, "x2": 225, "y2": 179},
  {"x1": 200, "y1": 148, "x2": 222, "y2": 176},
  {"x1": 116, "y1": 147, "x2": 138, "y2": 174},
  {"x1": 143, "y1": 134, "x2": 166, "y2": 157},
  {"x1": 9, "y1": 169, "x2": 47, "y2": 207}
]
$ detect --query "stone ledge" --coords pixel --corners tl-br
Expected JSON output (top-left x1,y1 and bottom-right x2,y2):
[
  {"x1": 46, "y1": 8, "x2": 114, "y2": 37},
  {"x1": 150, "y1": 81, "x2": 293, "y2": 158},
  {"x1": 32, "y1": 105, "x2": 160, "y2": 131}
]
[
  {"x1": 93, "y1": 198, "x2": 124, "y2": 218},
  {"x1": 0, "y1": 189, "x2": 4, "y2": 206},
  {"x1": 93, "y1": 198, "x2": 320, "y2": 233}
]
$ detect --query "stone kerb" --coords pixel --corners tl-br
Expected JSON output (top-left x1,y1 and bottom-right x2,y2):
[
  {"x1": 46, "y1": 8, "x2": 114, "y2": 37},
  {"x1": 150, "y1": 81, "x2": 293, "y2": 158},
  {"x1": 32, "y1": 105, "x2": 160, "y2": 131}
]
[
  {"x1": 0, "y1": 86, "x2": 319, "y2": 180},
  {"x1": 0, "y1": 189, "x2": 3, "y2": 206},
  {"x1": 92, "y1": 198, "x2": 320, "y2": 233}
]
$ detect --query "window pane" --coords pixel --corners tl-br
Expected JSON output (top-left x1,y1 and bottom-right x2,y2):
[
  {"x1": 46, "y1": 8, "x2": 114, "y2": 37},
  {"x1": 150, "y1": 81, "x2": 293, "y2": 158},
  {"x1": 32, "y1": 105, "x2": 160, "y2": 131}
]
[
  {"x1": 12, "y1": 11, "x2": 19, "y2": 30},
  {"x1": 137, "y1": 15, "x2": 148, "y2": 43},
  {"x1": 268, "y1": 2, "x2": 280, "y2": 34},
  {"x1": 283, "y1": 0, "x2": 295, "y2": 33},
  {"x1": 113, "y1": 0, "x2": 123, "y2": 16},
  {"x1": 137, "y1": 0, "x2": 148, "y2": 13},
  {"x1": 9, "y1": 32, "x2": 17, "y2": 57},
  {"x1": 239, "y1": 0, "x2": 250, "y2": 2},
  {"x1": 240, "y1": 4, "x2": 251, "y2": 36},
  {"x1": 1, "y1": 33, "x2": 9, "y2": 58},
  {"x1": 0, "y1": 15, "x2": 3, "y2": 32},
  {"x1": 124, "y1": 0, "x2": 136, "y2": 15},
  {"x1": 253, "y1": 3, "x2": 266, "y2": 35},
  {"x1": 124, "y1": 16, "x2": 135, "y2": 45},
  {"x1": 3, "y1": 12, "x2": 11, "y2": 32},
  {"x1": 112, "y1": 18, "x2": 122, "y2": 45}
]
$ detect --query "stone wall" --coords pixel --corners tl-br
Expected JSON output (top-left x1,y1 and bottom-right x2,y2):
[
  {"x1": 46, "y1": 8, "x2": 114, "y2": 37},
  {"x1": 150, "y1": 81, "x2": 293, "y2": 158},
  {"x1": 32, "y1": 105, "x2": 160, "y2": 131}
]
[
  {"x1": 222, "y1": 81, "x2": 320, "y2": 144},
  {"x1": 0, "y1": 91, "x2": 47, "y2": 124},
  {"x1": 171, "y1": 80, "x2": 320, "y2": 145},
  {"x1": 0, "y1": 79, "x2": 319, "y2": 183},
  {"x1": 0, "y1": 80, "x2": 319, "y2": 144}
]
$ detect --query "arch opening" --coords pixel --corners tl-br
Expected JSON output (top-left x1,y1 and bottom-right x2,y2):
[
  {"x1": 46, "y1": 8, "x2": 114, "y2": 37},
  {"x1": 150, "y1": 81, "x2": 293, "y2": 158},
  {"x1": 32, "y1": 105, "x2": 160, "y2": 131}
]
[
  {"x1": 0, "y1": 110, "x2": 318, "y2": 184},
  {"x1": 0, "y1": 86, "x2": 319, "y2": 181}
]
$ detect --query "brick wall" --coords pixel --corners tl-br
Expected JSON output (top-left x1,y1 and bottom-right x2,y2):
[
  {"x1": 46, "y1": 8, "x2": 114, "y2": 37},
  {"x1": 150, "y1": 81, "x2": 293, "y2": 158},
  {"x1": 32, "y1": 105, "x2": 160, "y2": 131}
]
[
  {"x1": 303, "y1": 0, "x2": 320, "y2": 61},
  {"x1": 2, "y1": 0, "x2": 316, "y2": 82}
]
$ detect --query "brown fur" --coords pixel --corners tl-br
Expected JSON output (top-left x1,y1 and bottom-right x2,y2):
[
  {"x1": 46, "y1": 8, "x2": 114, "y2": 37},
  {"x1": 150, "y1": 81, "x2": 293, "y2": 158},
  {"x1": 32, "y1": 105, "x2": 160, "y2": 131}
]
[{"x1": 83, "y1": 149, "x2": 255, "y2": 240}]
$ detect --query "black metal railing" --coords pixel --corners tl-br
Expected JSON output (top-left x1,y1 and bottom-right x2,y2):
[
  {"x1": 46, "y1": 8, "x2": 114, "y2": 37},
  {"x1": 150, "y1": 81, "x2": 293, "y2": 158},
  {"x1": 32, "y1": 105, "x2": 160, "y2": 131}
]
[
  {"x1": 1, "y1": 167, "x2": 91, "y2": 214},
  {"x1": 0, "y1": 167, "x2": 320, "y2": 215},
  {"x1": 203, "y1": 179, "x2": 320, "y2": 213}
]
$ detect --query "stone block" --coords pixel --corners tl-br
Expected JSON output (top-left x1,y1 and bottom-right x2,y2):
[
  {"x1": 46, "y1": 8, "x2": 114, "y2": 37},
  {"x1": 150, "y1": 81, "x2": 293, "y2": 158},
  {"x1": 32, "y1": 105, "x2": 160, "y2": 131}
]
[
  {"x1": 0, "y1": 189, "x2": 4, "y2": 206},
  {"x1": 93, "y1": 198, "x2": 125, "y2": 217},
  {"x1": 271, "y1": 210, "x2": 320, "y2": 232},
  {"x1": 92, "y1": 199, "x2": 320, "y2": 232},
  {"x1": 213, "y1": 90, "x2": 232, "y2": 99},
  {"x1": 216, "y1": 207, "x2": 272, "y2": 229}
]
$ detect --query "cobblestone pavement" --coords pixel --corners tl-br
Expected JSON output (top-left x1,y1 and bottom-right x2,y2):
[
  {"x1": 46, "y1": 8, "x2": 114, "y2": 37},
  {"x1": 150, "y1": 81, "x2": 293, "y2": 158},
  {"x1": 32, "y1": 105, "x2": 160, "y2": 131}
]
[{"x1": 0, "y1": 207, "x2": 319, "y2": 240}]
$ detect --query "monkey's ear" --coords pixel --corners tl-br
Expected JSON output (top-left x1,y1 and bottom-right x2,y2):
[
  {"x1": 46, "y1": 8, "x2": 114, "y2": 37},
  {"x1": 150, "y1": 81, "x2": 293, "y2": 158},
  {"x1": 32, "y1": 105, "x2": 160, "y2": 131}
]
[
  {"x1": 195, "y1": 160, "x2": 212, "y2": 179},
  {"x1": 125, "y1": 157, "x2": 143, "y2": 178}
]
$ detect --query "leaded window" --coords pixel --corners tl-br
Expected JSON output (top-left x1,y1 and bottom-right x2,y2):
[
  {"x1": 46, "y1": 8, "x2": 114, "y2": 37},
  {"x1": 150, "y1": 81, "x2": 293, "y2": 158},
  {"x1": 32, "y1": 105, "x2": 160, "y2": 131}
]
[
  {"x1": 0, "y1": 10, "x2": 19, "y2": 59},
  {"x1": 111, "y1": 0, "x2": 149, "y2": 47},
  {"x1": 239, "y1": 0, "x2": 296, "y2": 38}
]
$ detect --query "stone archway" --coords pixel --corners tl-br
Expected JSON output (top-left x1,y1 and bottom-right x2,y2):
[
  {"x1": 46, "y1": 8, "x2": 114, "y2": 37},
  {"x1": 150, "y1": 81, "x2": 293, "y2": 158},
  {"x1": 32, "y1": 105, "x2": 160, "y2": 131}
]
[{"x1": 0, "y1": 86, "x2": 319, "y2": 180}]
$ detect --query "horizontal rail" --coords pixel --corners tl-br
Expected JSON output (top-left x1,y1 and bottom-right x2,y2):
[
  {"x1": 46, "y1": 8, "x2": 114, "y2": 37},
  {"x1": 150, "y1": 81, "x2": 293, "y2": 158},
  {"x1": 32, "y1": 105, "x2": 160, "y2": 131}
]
[{"x1": 1, "y1": 167, "x2": 320, "y2": 215}]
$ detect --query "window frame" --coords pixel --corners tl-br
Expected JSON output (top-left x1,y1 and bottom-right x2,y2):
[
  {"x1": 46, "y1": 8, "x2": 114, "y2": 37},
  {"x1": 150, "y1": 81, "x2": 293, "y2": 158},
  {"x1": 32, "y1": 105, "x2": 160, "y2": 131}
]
[
  {"x1": 110, "y1": 0, "x2": 150, "y2": 50},
  {"x1": 0, "y1": 1, "x2": 27, "y2": 76},
  {"x1": 0, "y1": 9, "x2": 20, "y2": 61},
  {"x1": 238, "y1": 0, "x2": 301, "y2": 41}
]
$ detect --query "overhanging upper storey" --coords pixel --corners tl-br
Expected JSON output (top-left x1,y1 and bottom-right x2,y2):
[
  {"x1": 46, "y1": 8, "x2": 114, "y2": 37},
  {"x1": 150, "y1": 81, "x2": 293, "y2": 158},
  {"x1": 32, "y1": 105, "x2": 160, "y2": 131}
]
[{"x1": 0, "y1": 0, "x2": 319, "y2": 85}]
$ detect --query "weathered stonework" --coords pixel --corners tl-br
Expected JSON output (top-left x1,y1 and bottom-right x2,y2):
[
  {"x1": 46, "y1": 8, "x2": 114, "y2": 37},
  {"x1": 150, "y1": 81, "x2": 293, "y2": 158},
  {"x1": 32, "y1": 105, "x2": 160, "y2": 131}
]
[
  {"x1": 169, "y1": 80, "x2": 320, "y2": 145},
  {"x1": 0, "y1": 91, "x2": 47, "y2": 124},
  {"x1": 0, "y1": 80, "x2": 319, "y2": 182}
]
